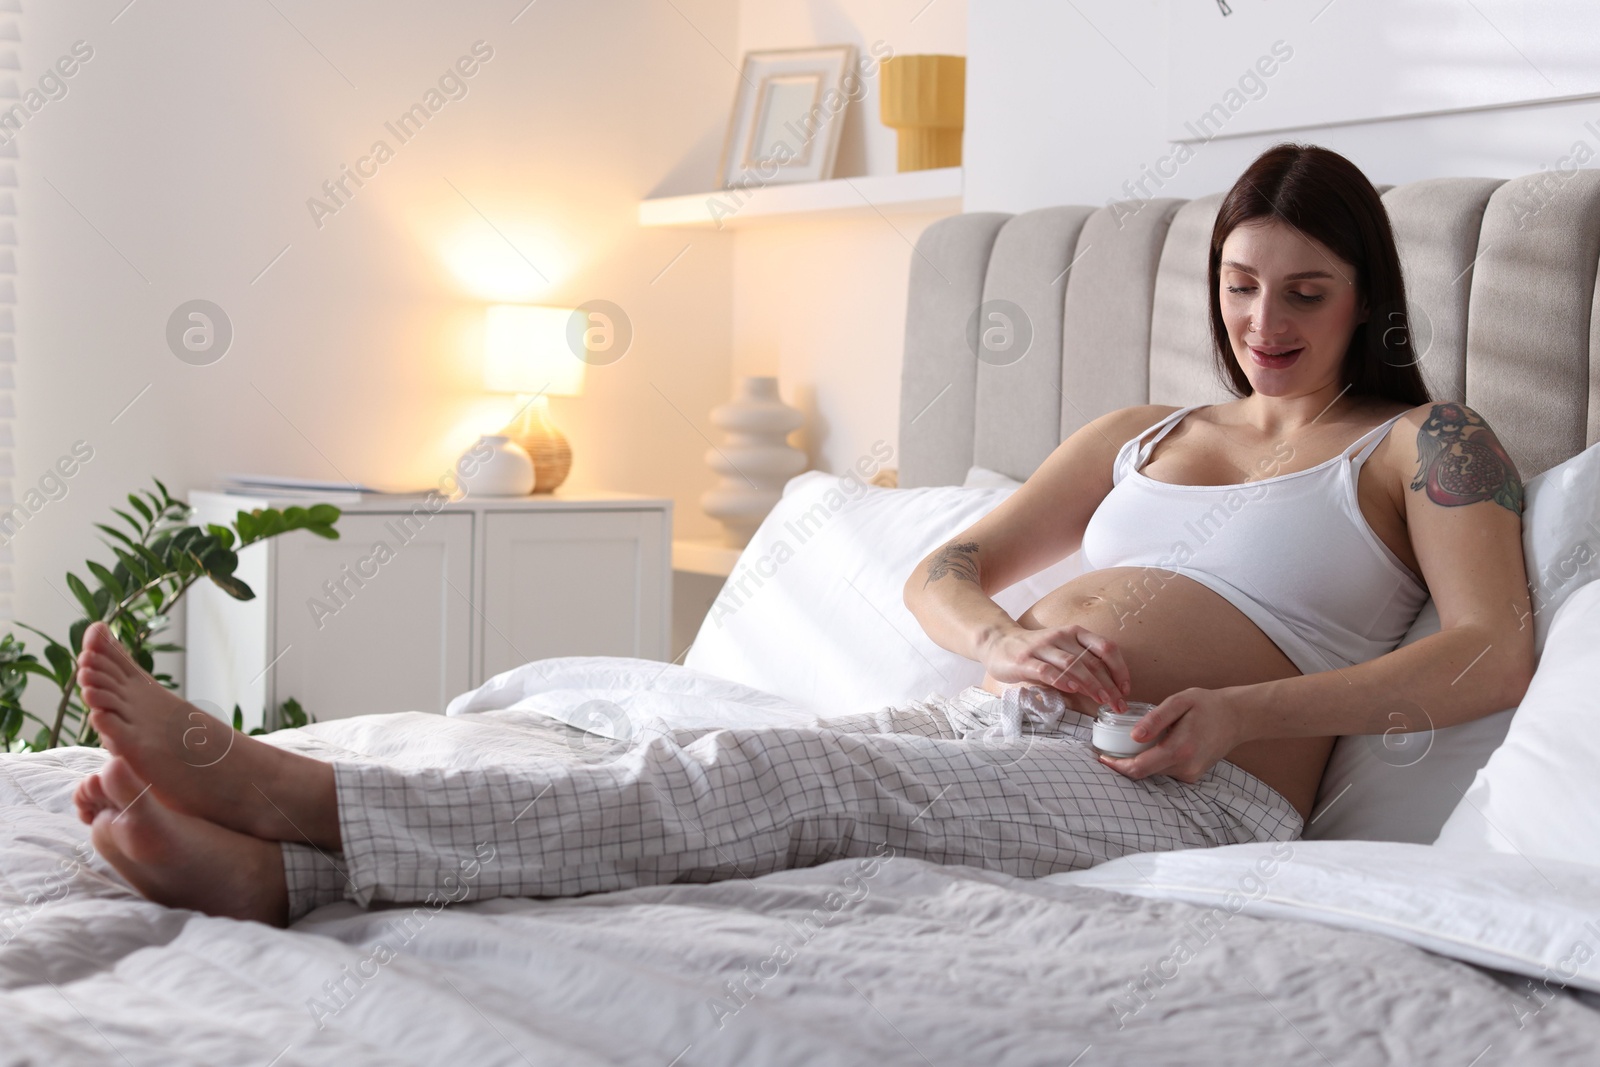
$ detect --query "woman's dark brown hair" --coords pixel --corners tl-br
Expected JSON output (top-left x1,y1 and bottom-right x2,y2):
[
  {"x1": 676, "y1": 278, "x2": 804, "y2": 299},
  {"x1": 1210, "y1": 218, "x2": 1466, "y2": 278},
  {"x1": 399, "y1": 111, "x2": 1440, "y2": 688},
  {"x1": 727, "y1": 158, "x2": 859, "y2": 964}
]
[{"x1": 1208, "y1": 142, "x2": 1432, "y2": 406}]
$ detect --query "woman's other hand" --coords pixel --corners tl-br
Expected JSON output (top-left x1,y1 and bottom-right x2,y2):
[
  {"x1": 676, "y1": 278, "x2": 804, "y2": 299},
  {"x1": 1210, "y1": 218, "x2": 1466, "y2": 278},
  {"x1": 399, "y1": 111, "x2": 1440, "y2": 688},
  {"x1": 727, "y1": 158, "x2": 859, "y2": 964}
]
[
  {"x1": 981, "y1": 624, "x2": 1131, "y2": 712},
  {"x1": 1097, "y1": 686, "x2": 1243, "y2": 783}
]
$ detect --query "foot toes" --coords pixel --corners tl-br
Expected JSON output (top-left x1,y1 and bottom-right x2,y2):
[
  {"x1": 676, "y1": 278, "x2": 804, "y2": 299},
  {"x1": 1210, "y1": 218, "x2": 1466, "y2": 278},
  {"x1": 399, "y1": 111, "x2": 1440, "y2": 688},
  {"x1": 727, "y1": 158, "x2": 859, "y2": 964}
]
[
  {"x1": 74, "y1": 775, "x2": 104, "y2": 824},
  {"x1": 99, "y1": 756, "x2": 151, "y2": 810},
  {"x1": 77, "y1": 667, "x2": 126, "y2": 704},
  {"x1": 85, "y1": 705, "x2": 127, "y2": 752},
  {"x1": 82, "y1": 620, "x2": 115, "y2": 652},
  {"x1": 80, "y1": 622, "x2": 134, "y2": 682}
]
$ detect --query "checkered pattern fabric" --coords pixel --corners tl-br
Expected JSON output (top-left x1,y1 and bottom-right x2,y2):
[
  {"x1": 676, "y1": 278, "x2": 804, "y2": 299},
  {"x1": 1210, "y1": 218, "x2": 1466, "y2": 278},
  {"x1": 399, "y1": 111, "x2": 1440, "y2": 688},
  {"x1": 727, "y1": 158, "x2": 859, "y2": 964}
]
[{"x1": 281, "y1": 685, "x2": 1302, "y2": 921}]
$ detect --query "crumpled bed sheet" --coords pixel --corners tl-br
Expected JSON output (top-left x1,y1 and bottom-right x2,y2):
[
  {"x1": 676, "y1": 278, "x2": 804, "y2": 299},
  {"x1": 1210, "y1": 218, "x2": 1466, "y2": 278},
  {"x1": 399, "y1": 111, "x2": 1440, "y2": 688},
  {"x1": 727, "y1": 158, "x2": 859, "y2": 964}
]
[{"x1": 2, "y1": 657, "x2": 1598, "y2": 1065}]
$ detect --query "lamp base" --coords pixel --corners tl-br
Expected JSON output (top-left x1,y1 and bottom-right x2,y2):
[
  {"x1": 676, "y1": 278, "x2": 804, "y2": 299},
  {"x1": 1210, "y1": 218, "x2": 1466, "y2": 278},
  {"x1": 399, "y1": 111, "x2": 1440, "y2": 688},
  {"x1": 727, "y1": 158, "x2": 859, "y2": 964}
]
[
  {"x1": 880, "y1": 55, "x2": 966, "y2": 172},
  {"x1": 502, "y1": 397, "x2": 572, "y2": 493},
  {"x1": 894, "y1": 127, "x2": 963, "y2": 172}
]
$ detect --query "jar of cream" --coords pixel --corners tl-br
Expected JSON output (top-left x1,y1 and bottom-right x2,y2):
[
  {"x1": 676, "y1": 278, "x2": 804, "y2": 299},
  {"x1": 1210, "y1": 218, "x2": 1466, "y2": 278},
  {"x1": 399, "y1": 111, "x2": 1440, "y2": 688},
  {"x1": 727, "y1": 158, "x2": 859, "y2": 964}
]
[{"x1": 1092, "y1": 702, "x2": 1157, "y2": 758}]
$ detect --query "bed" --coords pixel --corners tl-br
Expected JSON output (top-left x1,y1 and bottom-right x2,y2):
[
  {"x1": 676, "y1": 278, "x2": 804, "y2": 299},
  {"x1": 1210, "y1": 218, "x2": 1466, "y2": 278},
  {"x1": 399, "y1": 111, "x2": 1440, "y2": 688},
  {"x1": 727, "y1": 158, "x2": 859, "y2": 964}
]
[{"x1": 6, "y1": 166, "x2": 1600, "y2": 1065}]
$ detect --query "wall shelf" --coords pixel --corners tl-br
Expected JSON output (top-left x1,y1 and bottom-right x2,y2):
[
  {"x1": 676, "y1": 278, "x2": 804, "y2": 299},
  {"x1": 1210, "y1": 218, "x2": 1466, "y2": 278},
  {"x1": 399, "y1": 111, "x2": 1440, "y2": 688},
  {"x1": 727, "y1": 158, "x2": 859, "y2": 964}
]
[{"x1": 639, "y1": 167, "x2": 962, "y2": 229}]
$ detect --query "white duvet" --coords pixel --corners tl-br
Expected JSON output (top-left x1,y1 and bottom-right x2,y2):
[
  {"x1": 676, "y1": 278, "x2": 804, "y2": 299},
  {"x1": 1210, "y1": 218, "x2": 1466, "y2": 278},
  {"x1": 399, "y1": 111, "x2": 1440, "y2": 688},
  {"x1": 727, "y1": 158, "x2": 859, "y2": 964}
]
[
  {"x1": 3, "y1": 656, "x2": 1598, "y2": 1065},
  {"x1": 1052, "y1": 840, "x2": 1600, "y2": 997},
  {"x1": 450, "y1": 657, "x2": 1600, "y2": 992}
]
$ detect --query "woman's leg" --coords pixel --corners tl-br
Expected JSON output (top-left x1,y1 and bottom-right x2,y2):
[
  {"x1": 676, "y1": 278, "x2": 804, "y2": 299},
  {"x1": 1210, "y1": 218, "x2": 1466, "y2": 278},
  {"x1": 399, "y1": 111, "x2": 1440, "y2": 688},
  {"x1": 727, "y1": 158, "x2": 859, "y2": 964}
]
[
  {"x1": 76, "y1": 755, "x2": 290, "y2": 925},
  {"x1": 283, "y1": 685, "x2": 1299, "y2": 920},
  {"x1": 75, "y1": 622, "x2": 1298, "y2": 925},
  {"x1": 74, "y1": 622, "x2": 342, "y2": 849}
]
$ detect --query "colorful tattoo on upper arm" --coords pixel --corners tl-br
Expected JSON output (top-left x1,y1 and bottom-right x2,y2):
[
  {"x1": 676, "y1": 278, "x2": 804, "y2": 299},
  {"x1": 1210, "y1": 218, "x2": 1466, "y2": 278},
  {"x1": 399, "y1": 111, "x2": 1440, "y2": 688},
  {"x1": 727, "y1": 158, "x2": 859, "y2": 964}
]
[
  {"x1": 925, "y1": 540, "x2": 981, "y2": 586},
  {"x1": 1409, "y1": 403, "x2": 1524, "y2": 515}
]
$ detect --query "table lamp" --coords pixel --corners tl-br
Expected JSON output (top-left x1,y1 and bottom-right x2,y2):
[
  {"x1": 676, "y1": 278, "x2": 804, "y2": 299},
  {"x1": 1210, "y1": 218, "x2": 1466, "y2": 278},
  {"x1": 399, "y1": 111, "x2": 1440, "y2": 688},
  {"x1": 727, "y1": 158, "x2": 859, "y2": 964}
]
[{"x1": 485, "y1": 304, "x2": 586, "y2": 492}]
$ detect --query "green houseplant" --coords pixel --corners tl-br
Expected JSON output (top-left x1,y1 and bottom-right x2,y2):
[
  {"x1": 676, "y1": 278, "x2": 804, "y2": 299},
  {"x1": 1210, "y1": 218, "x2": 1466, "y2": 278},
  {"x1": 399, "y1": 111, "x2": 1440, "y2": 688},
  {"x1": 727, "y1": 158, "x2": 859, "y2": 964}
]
[{"x1": 0, "y1": 479, "x2": 340, "y2": 751}]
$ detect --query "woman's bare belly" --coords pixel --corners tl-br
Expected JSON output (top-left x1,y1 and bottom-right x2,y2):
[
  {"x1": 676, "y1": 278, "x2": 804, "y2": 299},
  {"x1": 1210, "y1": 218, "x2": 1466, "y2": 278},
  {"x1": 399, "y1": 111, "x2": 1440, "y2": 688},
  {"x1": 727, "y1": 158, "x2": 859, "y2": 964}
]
[{"x1": 981, "y1": 566, "x2": 1333, "y2": 821}]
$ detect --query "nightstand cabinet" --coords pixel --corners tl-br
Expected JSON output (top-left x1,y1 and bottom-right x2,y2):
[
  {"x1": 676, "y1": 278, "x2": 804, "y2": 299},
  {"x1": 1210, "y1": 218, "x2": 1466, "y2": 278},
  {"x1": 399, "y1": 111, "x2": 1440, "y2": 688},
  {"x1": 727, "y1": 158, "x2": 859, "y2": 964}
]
[{"x1": 185, "y1": 488, "x2": 672, "y2": 730}]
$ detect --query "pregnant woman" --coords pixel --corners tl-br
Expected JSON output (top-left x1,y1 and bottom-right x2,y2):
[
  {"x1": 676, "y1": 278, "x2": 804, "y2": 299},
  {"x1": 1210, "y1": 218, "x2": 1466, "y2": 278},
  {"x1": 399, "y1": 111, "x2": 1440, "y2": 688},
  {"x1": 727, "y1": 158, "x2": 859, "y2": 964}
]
[
  {"x1": 72, "y1": 143, "x2": 1534, "y2": 926},
  {"x1": 913, "y1": 146, "x2": 1531, "y2": 825}
]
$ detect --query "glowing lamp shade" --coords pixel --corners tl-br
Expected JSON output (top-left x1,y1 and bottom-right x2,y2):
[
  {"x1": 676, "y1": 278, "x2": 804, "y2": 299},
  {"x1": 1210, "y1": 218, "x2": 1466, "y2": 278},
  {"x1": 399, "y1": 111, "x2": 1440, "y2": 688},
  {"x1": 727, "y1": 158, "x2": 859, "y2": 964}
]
[
  {"x1": 484, "y1": 305, "x2": 586, "y2": 398},
  {"x1": 484, "y1": 305, "x2": 585, "y2": 493}
]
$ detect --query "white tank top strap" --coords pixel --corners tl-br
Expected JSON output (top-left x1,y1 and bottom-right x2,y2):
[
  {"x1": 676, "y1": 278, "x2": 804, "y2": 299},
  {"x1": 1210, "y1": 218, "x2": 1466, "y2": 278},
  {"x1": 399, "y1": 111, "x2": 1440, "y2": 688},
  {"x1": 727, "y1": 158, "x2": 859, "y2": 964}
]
[
  {"x1": 1130, "y1": 405, "x2": 1202, "y2": 472},
  {"x1": 1347, "y1": 411, "x2": 1410, "y2": 470}
]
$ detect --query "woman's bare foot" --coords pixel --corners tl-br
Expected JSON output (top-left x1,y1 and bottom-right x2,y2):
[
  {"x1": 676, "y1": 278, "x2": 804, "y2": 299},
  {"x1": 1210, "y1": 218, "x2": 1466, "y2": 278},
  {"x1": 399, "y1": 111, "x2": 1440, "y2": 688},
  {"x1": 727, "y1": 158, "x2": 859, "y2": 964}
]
[
  {"x1": 80, "y1": 756, "x2": 289, "y2": 926},
  {"x1": 76, "y1": 621, "x2": 341, "y2": 849}
]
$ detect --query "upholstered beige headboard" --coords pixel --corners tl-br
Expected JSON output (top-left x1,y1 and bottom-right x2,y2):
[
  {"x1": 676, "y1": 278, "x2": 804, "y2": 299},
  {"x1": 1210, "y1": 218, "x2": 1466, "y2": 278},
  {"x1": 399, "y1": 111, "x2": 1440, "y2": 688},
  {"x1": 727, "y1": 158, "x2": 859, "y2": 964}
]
[{"x1": 899, "y1": 172, "x2": 1600, "y2": 486}]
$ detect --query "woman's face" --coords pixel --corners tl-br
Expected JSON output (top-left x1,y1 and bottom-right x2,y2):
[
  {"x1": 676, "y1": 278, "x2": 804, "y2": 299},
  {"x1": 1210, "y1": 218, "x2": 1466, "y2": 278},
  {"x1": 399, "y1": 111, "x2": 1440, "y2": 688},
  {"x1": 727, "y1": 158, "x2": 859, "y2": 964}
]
[{"x1": 1218, "y1": 217, "x2": 1367, "y2": 400}]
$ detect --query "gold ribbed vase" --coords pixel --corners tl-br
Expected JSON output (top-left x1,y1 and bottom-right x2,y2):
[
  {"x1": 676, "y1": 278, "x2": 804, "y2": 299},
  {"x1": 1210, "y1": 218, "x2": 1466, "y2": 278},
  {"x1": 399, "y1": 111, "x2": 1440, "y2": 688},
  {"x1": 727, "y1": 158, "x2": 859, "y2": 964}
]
[{"x1": 879, "y1": 54, "x2": 966, "y2": 172}]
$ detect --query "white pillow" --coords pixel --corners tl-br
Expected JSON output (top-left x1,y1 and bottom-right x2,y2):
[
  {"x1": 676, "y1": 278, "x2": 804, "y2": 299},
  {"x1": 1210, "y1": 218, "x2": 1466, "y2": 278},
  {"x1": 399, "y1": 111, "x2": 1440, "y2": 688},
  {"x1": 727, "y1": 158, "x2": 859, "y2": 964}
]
[
  {"x1": 684, "y1": 470, "x2": 1086, "y2": 715},
  {"x1": 1433, "y1": 577, "x2": 1600, "y2": 866},
  {"x1": 1304, "y1": 439, "x2": 1600, "y2": 842},
  {"x1": 1300, "y1": 599, "x2": 1517, "y2": 842},
  {"x1": 962, "y1": 465, "x2": 1024, "y2": 490}
]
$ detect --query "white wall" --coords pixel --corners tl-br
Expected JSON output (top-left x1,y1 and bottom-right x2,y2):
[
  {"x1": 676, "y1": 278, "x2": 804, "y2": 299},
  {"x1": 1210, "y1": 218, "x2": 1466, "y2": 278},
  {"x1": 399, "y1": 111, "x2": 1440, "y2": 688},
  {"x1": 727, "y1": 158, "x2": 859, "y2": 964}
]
[
  {"x1": 966, "y1": 0, "x2": 1600, "y2": 214},
  {"x1": 41, "y1": 0, "x2": 1580, "y2": 689},
  {"x1": 729, "y1": 1, "x2": 965, "y2": 477},
  {"x1": 16, "y1": 0, "x2": 739, "y2": 677}
]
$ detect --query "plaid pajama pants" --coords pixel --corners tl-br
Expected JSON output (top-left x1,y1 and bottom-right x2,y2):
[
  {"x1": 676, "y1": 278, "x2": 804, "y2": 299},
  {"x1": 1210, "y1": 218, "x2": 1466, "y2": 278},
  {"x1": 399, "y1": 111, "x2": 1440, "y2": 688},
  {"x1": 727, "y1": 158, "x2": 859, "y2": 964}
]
[{"x1": 281, "y1": 684, "x2": 1303, "y2": 921}]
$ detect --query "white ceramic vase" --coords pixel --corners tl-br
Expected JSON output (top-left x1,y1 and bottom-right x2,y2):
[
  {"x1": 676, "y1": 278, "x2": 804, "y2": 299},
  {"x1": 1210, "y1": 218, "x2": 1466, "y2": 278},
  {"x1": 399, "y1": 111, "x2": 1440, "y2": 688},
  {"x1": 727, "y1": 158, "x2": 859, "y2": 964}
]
[
  {"x1": 700, "y1": 376, "x2": 808, "y2": 547},
  {"x1": 459, "y1": 434, "x2": 535, "y2": 497}
]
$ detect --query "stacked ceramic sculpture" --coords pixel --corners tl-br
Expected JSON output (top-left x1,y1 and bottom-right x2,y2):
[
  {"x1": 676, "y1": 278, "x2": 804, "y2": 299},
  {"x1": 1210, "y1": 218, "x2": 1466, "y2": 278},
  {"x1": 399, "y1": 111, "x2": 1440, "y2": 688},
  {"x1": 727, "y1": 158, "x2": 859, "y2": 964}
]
[{"x1": 700, "y1": 376, "x2": 807, "y2": 547}]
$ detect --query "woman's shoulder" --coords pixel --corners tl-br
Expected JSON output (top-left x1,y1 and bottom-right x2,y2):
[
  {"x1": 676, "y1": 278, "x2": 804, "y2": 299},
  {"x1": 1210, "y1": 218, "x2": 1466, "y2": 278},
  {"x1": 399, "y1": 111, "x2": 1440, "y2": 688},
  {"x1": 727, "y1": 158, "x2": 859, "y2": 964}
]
[
  {"x1": 1077, "y1": 403, "x2": 1220, "y2": 467},
  {"x1": 1377, "y1": 399, "x2": 1505, "y2": 446},
  {"x1": 1094, "y1": 403, "x2": 1189, "y2": 443},
  {"x1": 1380, "y1": 399, "x2": 1522, "y2": 472}
]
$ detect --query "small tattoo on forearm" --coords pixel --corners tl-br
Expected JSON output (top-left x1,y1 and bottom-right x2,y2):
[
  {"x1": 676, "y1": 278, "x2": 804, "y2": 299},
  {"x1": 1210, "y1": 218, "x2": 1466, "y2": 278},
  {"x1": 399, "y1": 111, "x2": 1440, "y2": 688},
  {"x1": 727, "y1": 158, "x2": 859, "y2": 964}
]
[
  {"x1": 1410, "y1": 402, "x2": 1524, "y2": 515},
  {"x1": 925, "y1": 540, "x2": 981, "y2": 586}
]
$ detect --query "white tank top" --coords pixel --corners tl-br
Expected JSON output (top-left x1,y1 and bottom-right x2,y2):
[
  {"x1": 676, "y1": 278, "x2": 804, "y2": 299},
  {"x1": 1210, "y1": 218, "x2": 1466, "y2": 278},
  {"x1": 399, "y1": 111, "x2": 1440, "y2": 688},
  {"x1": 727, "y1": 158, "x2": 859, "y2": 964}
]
[{"x1": 1078, "y1": 404, "x2": 1430, "y2": 675}]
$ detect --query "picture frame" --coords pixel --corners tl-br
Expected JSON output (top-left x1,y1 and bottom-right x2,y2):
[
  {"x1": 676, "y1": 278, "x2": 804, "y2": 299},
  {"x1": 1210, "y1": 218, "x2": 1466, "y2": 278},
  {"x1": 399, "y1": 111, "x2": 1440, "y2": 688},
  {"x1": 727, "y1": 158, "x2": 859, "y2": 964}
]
[{"x1": 717, "y1": 45, "x2": 859, "y2": 189}]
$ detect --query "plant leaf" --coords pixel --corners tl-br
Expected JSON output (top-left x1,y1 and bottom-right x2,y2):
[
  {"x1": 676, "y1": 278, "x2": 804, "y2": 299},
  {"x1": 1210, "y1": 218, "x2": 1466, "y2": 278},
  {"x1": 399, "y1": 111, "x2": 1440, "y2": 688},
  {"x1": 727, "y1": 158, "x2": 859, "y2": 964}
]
[
  {"x1": 95, "y1": 522, "x2": 139, "y2": 551},
  {"x1": 15, "y1": 622, "x2": 54, "y2": 643},
  {"x1": 169, "y1": 528, "x2": 201, "y2": 555},
  {"x1": 279, "y1": 696, "x2": 312, "y2": 728},
  {"x1": 64, "y1": 573, "x2": 102, "y2": 620},
  {"x1": 207, "y1": 572, "x2": 255, "y2": 600},
  {"x1": 114, "y1": 548, "x2": 149, "y2": 587},
  {"x1": 0, "y1": 704, "x2": 21, "y2": 743},
  {"x1": 200, "y1": 544, "x2": 239, "y2": 577},
  {"x1": 68, "y1": 618, "x2": 90, "y2": 656},
  {"x1": 127, "y1": 494, "x2": 152, "y2": 522},
  {"x1": 42, "y1": 643, "x2": 73, "y2": 687},
  {"x1": 112, "y1": 507, "x2": 144, "y2": 535},
  {"x1": 86, "y1": 561, "x2": 124, "y2": 601},
  {"x1": 135, "y1": 543, "x2": 166, "y2": 577}
]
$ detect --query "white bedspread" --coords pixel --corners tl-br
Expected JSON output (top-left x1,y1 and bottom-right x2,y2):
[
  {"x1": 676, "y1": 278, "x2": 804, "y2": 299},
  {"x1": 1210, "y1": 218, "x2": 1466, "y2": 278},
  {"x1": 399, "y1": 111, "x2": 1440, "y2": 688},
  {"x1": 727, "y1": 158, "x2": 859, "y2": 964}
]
[
  {"x1": 1051, "y1": 839, "x2": 1600, "y2": 995},
  {"x1": 3, "y1": 657, "x2": 1599, "y2": 1065}
]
